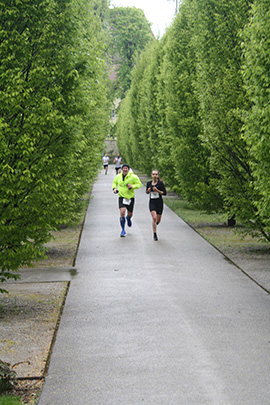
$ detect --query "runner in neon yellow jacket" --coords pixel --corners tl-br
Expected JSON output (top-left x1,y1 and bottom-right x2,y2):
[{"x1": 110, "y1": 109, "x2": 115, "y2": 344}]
[{"x1": 112, "y1": 164, "x2": 142, "y2": 237}]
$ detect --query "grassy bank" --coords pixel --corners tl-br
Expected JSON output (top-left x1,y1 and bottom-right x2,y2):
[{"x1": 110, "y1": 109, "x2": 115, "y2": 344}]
[
  {"x1": 165, "y1": 197, "x2": 270, "y2": 260},
  {"x1": 0, "y1": 191, "x2": 92, "y2": 404}
]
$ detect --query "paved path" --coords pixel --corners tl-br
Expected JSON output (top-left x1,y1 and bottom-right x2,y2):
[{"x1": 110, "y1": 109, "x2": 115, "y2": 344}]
[{"x1": 39, "y1": 167, "x2": 270, "y2": 404}]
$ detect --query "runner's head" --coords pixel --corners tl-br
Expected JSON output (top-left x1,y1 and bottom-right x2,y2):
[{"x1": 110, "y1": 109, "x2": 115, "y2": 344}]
[
  {"x1": 151, "y1": 170, "x2": 159, "y2": 179},
  {"x1": 122, "y1": 164, "x2": 130, "y2": 176}
]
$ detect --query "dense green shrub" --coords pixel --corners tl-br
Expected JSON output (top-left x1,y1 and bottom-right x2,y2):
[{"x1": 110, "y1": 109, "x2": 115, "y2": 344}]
[
  {"x1": 0, "y1": 360, "x2": 17, "y2": 393},
  {"x1": 0, "y1": 0, "x2": 110, "y2": 288},
  {"x1": 242, "y1": 0, "x2": 270, "y2": 240}
]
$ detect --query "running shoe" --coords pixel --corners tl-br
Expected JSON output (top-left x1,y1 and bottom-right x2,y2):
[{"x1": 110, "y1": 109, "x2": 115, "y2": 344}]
[
  {"x1": 126, "y1": 215, "x2": 132, "y2": 227},
  {"x1": 154, "y1": 233, "x2": 158, "y2": 241},
  {"x1": 120, "y1": 230, "x2": 126, "y2": 237}
]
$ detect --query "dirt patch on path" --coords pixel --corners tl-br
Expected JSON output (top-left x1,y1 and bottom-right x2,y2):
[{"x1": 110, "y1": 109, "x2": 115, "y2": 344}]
[
  {"x1": 0, "y1": 282, "x2": 68, "y2": 379},
  {"x1": 0, "y1": 282, "x2": 68, "y2": 403},
  {"x1": 0, "y1": 223, "x2": 80, "y2": 403}
]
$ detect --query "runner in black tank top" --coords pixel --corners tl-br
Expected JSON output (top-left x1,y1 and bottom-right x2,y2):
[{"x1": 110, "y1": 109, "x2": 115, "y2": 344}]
[{"x1": 146, "y1": 170, "x2": 167, "y2": 241}]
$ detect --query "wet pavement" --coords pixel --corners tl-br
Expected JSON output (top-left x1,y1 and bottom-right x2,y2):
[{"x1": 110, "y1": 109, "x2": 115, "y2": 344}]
[
  {"x1": 38, "y1": 167, "x2": 270, "y2": 404},
  {"x1": 10, "y1": 267, "x2": 76, "y2": 283}
]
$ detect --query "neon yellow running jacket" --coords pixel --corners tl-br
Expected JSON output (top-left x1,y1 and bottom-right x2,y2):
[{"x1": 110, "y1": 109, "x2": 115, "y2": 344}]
[{"x1": 112, "y1": 171, "x2": 142, "y2": 199}]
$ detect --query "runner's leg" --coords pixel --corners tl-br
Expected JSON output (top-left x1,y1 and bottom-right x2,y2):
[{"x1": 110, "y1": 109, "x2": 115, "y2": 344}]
[{"x1": 151, "y1": 210, "x2": 157, "y2": 234}]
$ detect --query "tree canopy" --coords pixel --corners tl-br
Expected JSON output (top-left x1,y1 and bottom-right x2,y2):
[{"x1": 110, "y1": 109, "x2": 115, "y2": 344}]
[
  {"x1": 242, "y1": 0, "x2": 270, "y2": 238},
  {"x1": 106, "y1": 6, "x2": 154, "y2": 99},
  {"x1": 115, "y1": 0, "x2": 270, "y2": 241},
  {"x1": 0, "y1": 0, "x2": 110, "y2": 289}
]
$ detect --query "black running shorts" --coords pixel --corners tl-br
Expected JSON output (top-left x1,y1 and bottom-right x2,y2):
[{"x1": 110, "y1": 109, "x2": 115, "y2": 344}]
[
  {"x1": 119, "y1": 197, "x2": 135, "y2": 212},
  {"x1": 149, "y1": 198, "x2": 163, "y2": 215}
]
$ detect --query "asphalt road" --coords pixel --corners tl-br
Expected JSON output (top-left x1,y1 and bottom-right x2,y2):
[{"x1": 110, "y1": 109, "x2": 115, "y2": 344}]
[{"x1": 39, "y1": 167, "x2": 270, "y2": 404}]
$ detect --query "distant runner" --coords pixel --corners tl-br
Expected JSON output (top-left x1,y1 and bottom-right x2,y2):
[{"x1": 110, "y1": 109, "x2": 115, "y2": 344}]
[
  {"x1": 102, "y1": 153, "x2": 110, "y2": 175},
  {"x1": 112, "y1": 164, "x2": 142, "y2": 237},
  {"x1": 113, "y1": 153, "x2": 122, "y2": 174},
  {"x1": 146, "y1": 169, "x2": 167, "y2": 241}
]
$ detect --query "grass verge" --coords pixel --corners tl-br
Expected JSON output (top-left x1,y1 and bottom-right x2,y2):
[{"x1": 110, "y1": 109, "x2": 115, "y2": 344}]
[
  {"x1": 0, "y1": 191, "x2": 92, "y2": 404},
  {"x1": 0, "y1": 396, "x2": 22, "y2": 404},
  {"x1": 165, "y1": 197, "x2": 270, "y2": 260}
]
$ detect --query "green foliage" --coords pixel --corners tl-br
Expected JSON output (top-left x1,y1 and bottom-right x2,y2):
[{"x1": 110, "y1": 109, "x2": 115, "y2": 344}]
[
  {"x1": 141, "y1": 40, "x2": 165, "y2": 173},
  {"x1": 0, "y1": 397, "x2": 21, "y2": 405},
  {"x1": 116, "y1": 0, "x2": 270, "y2": 241},
  {"x1": 192, "y1": 0, "x2": 263, "y2": 226},
  {"x1": 126, "y1": 44, "x2": 155, "y2": 170},
  {"x1": 0, "y1": 0, "x2": 110, "y2": 284},
  {"x1": 129, "y1": 46, "x2": 152, "y2": 172},
  {"x1": 242, "y1": 0, "x2": 270, "y2": 240},
  {"x1": 93, "y1": 0, "x2": 109, "y2": 21},
  {"x1": 106, "y1": 6, "x2": 154, "y2": 99},
  {"x1": 160, "y1": 2, "x2": 222, "y2": 209},
  {"x1": 0, "y1": 361, "x2": 17, "y2": 394},
  {"x1": 116, "y1": 39, "x2": 165, "y2": 172},
  {"x1": 116, "y1": 6, "x2": 222, "y2": 210},
  {"x1": 116, "y1": 92, "x2": 133, "y2": 164}
]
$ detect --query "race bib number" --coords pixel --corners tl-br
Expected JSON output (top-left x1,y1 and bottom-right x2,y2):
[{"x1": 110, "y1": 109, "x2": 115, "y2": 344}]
[
  {"x1": 123, "y1": 198, "x2": 131, "y2": 205},
  {"x1": 151, "y1": 192, "x2": 159, "y2": 199}
]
